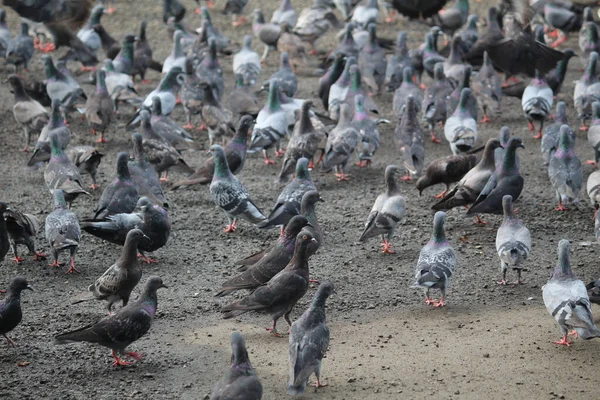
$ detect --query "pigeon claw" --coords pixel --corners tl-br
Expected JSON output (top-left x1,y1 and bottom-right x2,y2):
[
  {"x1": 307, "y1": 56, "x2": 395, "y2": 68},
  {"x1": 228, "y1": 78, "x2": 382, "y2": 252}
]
[
  {"x1": 48, "y1": 260, "x2": 64, "y2": 268},
  {"x1": 39, "y1": 43, "x2": 56, "y2": 53},
  {"x1": 264, "y1": 158, "x2": 275, "y2": 165},
  {"x1": 380, "y1": 240, "x2": 395, "y2": 254},
  {"x1": 425, "y1": 297, "x2": 437, "y2": 305},
  {"x1": 265, "y1": 327, "x2": 283, "y2": 337},
  {"x1": 223, "y1": 222, "x2": 237, "y2": 233},
  {"x1": 335, "y1": 173, "x2": 350, "y2": 181},
  {"x1": 33, "y1": 252, "x2": 47, "y2": 261},
  {"x1": 89, "y1": 184, "x2": 100, "y2": 190},
  {"x1": 111, "y1": 351, "x2": 133, "y2": 367},
  {"x1": 585, "y1": 160, "x2": 597, "y2": 168},
  {"x1": 11, "y1": 256, "x2": 24, "y2": 264},
  {"x1": 568, "y1": 330, "x2": 578, "y2": 338},
  {"x1": 137, "y1": 253, "x2": 159, "y2": 263},
  {"x1": 400, "y1": 173, "x2": 412, "y2": 181},
  {"x1": 533, "y1": 131, "x2": 542, "y2": 140},
  {"x1": 126, "y1": 351, "x2": 143, "y2": 360},
  {"x1": 433, "y1": 190, "x2": 447, "y2": 199},
  {"x1": 553, "y1": 336, "x2": 571, "y2": 346},
  {"x1": 311, "y1": 379, "x2": 328, "y2": 388},
  {"x1": 95, "y1": 136, "x2": 108, "y2": 144},
  {"x1": 480, "y1": 115, "x2": 491, "y2": 124},
  {"x1": 182, "y1": 123, "x2": 195, "y2": 130},
  {"x1": 66, "y1": 262, "x2": 80, "y2": 274},
  {"x1": 473, "y1": 216, "x2": 487, "y2": 225},
  {"x1": 580, "y1": 123, "x2": 589, "y2": 131},
  {"x1": 527, "y1": 121, "x2": 535, "y2": 132},
  {"x1": 106, "y1": 6, "x2": 116, "y2": 14},
  {"x1": 433, "y1": 298, "x2": 446, "y2": 307},
  {"x1": 512, "y1": 279, "x2": 522, "y2": 285},
  {"x1": 497, "y1": 280, "x2": 507, "y2": 285},
  {"x1": 555, "y1": 204, "x2": 568, "y2": 211},
  {"x1": 430, "y1": 134, "x2": 441, "y2": 143}
]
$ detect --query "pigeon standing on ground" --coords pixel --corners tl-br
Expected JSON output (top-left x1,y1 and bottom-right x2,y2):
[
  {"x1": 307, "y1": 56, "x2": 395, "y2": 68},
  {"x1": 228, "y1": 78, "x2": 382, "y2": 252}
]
[
  {"x1": 542, "y1": 239, "x2": 600, "y2": 346},
  {"x1": 0, "y1": 202, "x2": 10, "y2": 265},
  {"x1": 262, "y1": 52, "x2": 298, "y2": 98},
  {"x1": 258, "y1": 158, "x2": 315, "y2": 231},
  {"x1": 522, "y1": 70, "x2": 553, "y2": 139},
  {"x1": 416, "y1": 153, "x2": 479, "y2": 199},
  {"x1": 94, "y1": 152, "x2": 139, "y2": 220},
  {"x1": 72, "y1": 229, "x2": 147, "y2": 313},
  {"x1": 411, "y1": 211, "x2": 456, "y2": 307},
  {"x1": 322, "y1": 103, "x2": 360, "y2": 181},
  {"x1": 234, "y1": 35, "x2": 260, "y2": 87},
  {"x1": 541, "y1": 102, "x2": 570, "y2": 165},
  {"x1": 271, "y1": 0, "x2": 297, "y2": 27},
  {"x1": 209, "y1": 145, "x2": 266, "y2": 232},
  {"x1": 359, "y1": 165, "x2": 406, "y2": 254},
  {"x1": 45, "y1": 189, "x2": 81, "y2": 274},
  {"x1": 288, "y1": 281, "x2": 333, "y2": 395},
  {"x1": 8, "y1": 74, "x2": 49, "y2": 153},
  {"x1": 0, "y1": 277, "x2": 33, "y2": 347},
  {"x1": 128, "y1": 133, "x2": 168, "y2": 208},
  {"x1": 42, "y1": 55, "x2": 87, "y2": 119},
  {"x1": 586, "y1": 101, "x2": 600, "y2": 167},
  {"x1": 548, "y1": 125, "x2": 583, "y2": 211},
  {"x1": 394, "y1": 96, "x2": 425, "y2": 181},
  {"x1": 85, "y1": 69, "x2": 114, "y2": 143},
  {"x1": 210, "y1": 332, "x2": 263, "y2": 400},
  {"x1": 55, "y1": 276, "x2": 167, "y2": 366},
  {"x1": 67, "y1": 146, "x2": 104, "y2": 190},
  {"x1": 27, "y1": 98, "x2": 71, "y2": 167},
  {"x1": 6, "y1": 22, "x2": 34, "y2": 73},
  {"x1": 445, "y1": 88, "x2": 478, "y2": 155},
  {"x1": 4, "y1": 208, "x2": 44, "y2": 264},
  {"x1": 495, "y1": 195, "x2": 531, "y2": 285},
  {"x1": 300, "y1": 191, "x2": 324, "y2": 253},
  {"x1": 221, "y1": 230, "x2": 317, "y2": 336}
]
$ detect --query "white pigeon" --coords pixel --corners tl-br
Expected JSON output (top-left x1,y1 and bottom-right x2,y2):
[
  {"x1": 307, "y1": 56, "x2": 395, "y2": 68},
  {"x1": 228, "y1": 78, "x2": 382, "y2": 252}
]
[{"x1": 495, "y1": 195, "x2": 531, "y2": 285}]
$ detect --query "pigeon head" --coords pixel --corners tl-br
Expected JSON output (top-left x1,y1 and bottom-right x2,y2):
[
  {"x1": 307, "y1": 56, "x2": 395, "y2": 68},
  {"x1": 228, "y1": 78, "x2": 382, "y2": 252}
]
[
  {"x1": 466, "y1": 14, "x2": 478, "y2": 28},
  {"x1": 230, "y1": 332, "x2": 251, "y2": 367},
  {"x1": 561, "y1": 49, "x2": 576, "y2": 60},
  {"x1": 123, "y1": 33, "x2": 137, "y2": 44},
  {"x1": 284, "y1": 215, "x2": 311, "y2": 240},
  {"x1": 401, "y1": 67, "x2": 412, "y2": 85},
  {"x1": 280, "y1": 51, "x2": 291, "y2": 68},
  {"x1": 242, "y1": 34, "x2": 252, "y2": 49},
  {"x1": 233, "y1": 115, "x2": 253, "y2": 143},
  {"x1": 425, "y1": 32, "x2": 437, "y2": 51},
  {"x1": 499, "y1": 127, "x2": 510, "y2": 147},
  {"x1": 296, "y1": 230, "x2": 318, "y2": 249},
  {"x1": 349, "y1": 64, "x2": 361, "y2": 90},
  {"x1": 301, "y1": 191, "x2": 324, "y2": 210},
  {"x1": 384, "y1": 165, "x2": 399, "y2": 191},
  {"x1": 140, "y1": 110, "x2": 151, "y2": 126},
  {"x1": 0, "y1": 201, "x2": 6, "y2": 215},
  {"x1": 267, "y1": 79, "x2": 282, "y2": 110},
  {"x1": 252, "y1": 8, "x2": 266, "y2": 23},
  {"x1": 95, "y1": 69, "x2": 107, "y2": 93},
  {"x1": 90, "y1": 4, "x2": 105, "y2": 23},
  {"x1": 343, "y1": 23, "x2": 353, "y2": 41},
  {"x1": 314, "y1": 280, "x2": 334, "y2": 301},
  {"x1": 431, "y1": 211, "x2": 447, "y2": 243},
  {"x1": 7, "y1": 276, "x2": 33, "y2": 294},
  {"x1": 367, "y1": 23, "x2": 377, "y2": 42},
  {"x1": 210, "y1": 145, "x2": 230, "y2": 176},
  {"x1": 145, "y1": 276, "x2": 168, "y2": 291},
  {"x1": 116, "y1": 152, "x2": 132, "y2": 180},
  {"x1": 552, "y1": 239, "x2": 573, "y2": 279},
  {"x1": 458, "y1": 88, "x2": 472, "y2": 110},
  {"x1": 460, "y1": 65, "x2": 472, "y2": 89},
  {"x1": 124, "y1": 229, "x2": 150, "y2": 248},
  {"x1": 160, "y1": 66, "x2": 184, "y2": 90},
  {"x1": 52, "y1": 189, "x2": 68, "y2": 210},
  {"x1": 132, "y1": 133, "x2": 144, "y2": 158},
  {"x1": 136, "y1": 197, "x2": 154, "y2": 212},
  {"x1": 557, "y1": 125, "x2": 574, "y2": 152},
  {"x1": 501, "y1": 195, "x2": 516, "y2": 218},
  {"x1": 295, "y1": 158, "x2": 311, "y2": 180},
  {"x1": 555, "y1": 102, "x2": 567, "y2": 123}
]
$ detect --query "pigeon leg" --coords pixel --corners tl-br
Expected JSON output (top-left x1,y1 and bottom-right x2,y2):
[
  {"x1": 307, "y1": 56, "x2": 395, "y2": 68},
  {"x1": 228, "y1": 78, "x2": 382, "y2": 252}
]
[
  {"x1": 260, "y1": 45, "x2": 270, "y2": 63},
  {"x1": 81, "y1": 66, "x2": 96, "y2": 72},
  {"x1": 533, "y1": 121, "x2": 543, "y2": 140},
  {"x1": 49, "y1": 249, "x2": 63, "y2": 267},
  {"x1": 380, "y1": 237, "x2": 396, "y2": 254},
  {"x1": 400, "y1": 172, "x2": 412, "y2": 181},
  {"x1": 480, "y1": 113, "x2": 491, "y2": 124},
  {"x1": 473, "y1": 215, "x2": 487, "y2": 225},
  {"x1": 551, "y1": 33, "x2": 567, "y2": 48},
  {"x1": 137, "y1": 253, "x2": 159, "y2": 263},
  {"x1": 594, "y1": 206, "x2": 599, "y2": 221},
  {"x1": 96, "y1": 132, "x2": 108, "y2": 143},
  {"x1": 433, "y1": 188, "x2": 447, "y2": 199},
  {"x1": 33, "y1": 251, "x2": 47, "y2": 261},
  {"x1": 335, "y1": 172, "x2": 350, "y2": 181},
  {"x1": 555, "y1": 201, "x2": 568, "y2": 211},
  {"x1": 498, "y1": 267, "x2": 507, "y2": 285},
  {"x1": 585, "y1": 160, "x2": 597, "y2": 168},
  {"x1": 580, "y1": 122, "x2": 589, "y2": 131},
  {"x1": 315, "y1": 151, "x2": 325, "y2": 166},
  {"x1": 160, "y1": 171, "x2": 169, "y2": 183},
  {"x1": 111, "y1": 350, "x2": 133, "y2": 366},
  {"x1": 308, "y1": 42, "x2": 318, "y2": 56},
  {"x1": 195, "y1": 6, "x2": 201, "y2": 14},
  {"x1": 424, "y1": 295, "x2": 437, "y2": 306},
  {"x1": 355, "y1": 160, "x2": 365, "y2": 167},
  {"x1": 223, "y1": 219, "x2": 238, "y2": 233},
  {"x1": 11, "y1": 256, "x2": 24, "y2": 263},
  {"x1": 232, "y1": 15, "x2": 248, "y2": 27},
  {"x1": 10, "y1": 243, "x2": 23, "y2": 263},
  {"x1": 66, "y1": 255, "x2": 80, "y2": 274},
  {"x1": 106, "y1": 6, "x2": 116, "y2": 14},
  {"x1": 3, "y1": 334, "x2": 16, "y2": 347},
  {"x1": 553, "y1": 335, "x2": 571, "y2": 346},
  {"x1": 433, "y1": 295, "x2": 446, "y2": 307},
  {"x1": 265, "y1": 320, "x2": 283, "y2": 337},
  {"x1": 384, "y1": 9, "x2": 396, "y2": 24},
  {"x1": 527, "y1": 121, "x2": 534, "y2": 132},
  {"x1": 308, "y1": 159, "x2": 316, "y2": 169},
  {"x1": 263, "y1": 150, "x2": 275, "y2": 165},
  {"x1": 89, "y1": 184, "x2": 100, "y2": 190},
  {"x1": 568, "y1": 330, "x2": 578, "y2": 338},
  {"x1": 126, "y1": 351, "x2": 143, "y2": 360},
  {"x1": 312, "y1": 377, "x2": 328, "y2": 388},
  {"x1": 512, "y1": 270, "x2": 522, "y2": 285},
  {"x1": 430, "y1": 132, "x2": 441, "y2": 143},
  {"x1": 207, "y1": 0, "x2": 214, "y2": 8}
]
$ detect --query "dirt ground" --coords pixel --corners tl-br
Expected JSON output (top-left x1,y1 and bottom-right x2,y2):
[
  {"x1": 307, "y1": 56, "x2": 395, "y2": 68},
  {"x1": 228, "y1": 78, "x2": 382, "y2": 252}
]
[{"x1": 1, "y1": 0, "x2": 600, "y2": 399}]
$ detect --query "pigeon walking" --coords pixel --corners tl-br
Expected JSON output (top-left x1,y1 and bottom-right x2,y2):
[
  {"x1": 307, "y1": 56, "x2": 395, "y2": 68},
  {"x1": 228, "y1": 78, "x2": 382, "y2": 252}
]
[
  {"x1": 0, "y1": 277, "x2": 33, "y2": 347},
  {"x1": 495, "y1": 195, "x2": 531, "y2": 285},
  {"x1": 8, "y1": 74, "x2": 49, "y2": 153},
  {"x1": 4, "y1": 208, "x2": 45, "y2": 264},
  {"x1": 548, "y1": 125, "x2": 583, "y2": 211},
  {"x1": 94, "y1": 152, "x2": 139, "y2": 220},
  {"x1": 45, "y1": 190, "x2": 81, "y2": 274}
]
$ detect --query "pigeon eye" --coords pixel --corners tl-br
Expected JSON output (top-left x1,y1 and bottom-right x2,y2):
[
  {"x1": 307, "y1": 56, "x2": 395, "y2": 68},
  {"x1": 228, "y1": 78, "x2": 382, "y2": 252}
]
[{"x1": 303, "y1": 235, "x2": 308, "y2": 240}]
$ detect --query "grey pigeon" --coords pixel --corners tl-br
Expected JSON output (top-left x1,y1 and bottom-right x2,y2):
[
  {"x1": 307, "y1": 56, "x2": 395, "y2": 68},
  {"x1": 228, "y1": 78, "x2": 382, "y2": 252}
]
[
  {"x1": 293, "y1": 0, "x2": 339, "y2": 55},
  {"x1": 227, "y1": 75, "x2": 261, "y2": 122},
  {"x1": 72, "y1": 229, "x2": 146, "y2": 313},
  {"x1": 67, "y1": 146, "x2": 104, "y2": 190},
  {"x1": 394, "y1": 96, "x2": 425, "y2": 180},
  {"x1": 322, "y1": 103, "x2": 360, "y2": 181},
  {"x1": 81, "y1": 197, "x2": 171, "y2": 263},
  {"x1": 411, "y1": 211, "x2": 456, "y2": 307},
  {"x1": 548, "y1": 125, "x2": 583, "y2": 211},
  {"x1": 522, "y1": 70, "x2": 553, "y2": 139},
  {"x1": 495, "y1": 126, "x2": 520, "y2": 172},
  {"x1": 8, "y1": 74, "x2": 49, "y2": 153},
  {"x1": 393, "y1": 67, "x2": 422, "y2": 121},
  {"x1": 351, "y1": 0, "x2": 379, "y2": 28},
  {"x1": 209, "y1": 145, "x2": 266, "y2": 232},
  {"x1": 85, "y1": 69, "x2": 114, "y2": 143},
  {"x1": 6, "y1": 22, "x2": 34, "y2": 72},
  {"x1": 329, "y1": 23, "x2": 358, "y2": 65},
  {"x1": 359, "y1": 165, "x2": 406, "y2": 254},
  {"x1": 422, "y1": 63, "x2": 453, "y2": 143},
  {"x1": 162, "y1": 31, "x2": 186, "y2": 74},
  {"x1": 112, "y1": 34, "x2": 136, "y2": 75},
  {"x1": 384, "y1": 31, "x2": 411, "y2": 93},
  {"x1": 541, "y1": 102, "x2": 570, "y2": 165},
  {"x1": 0, "y1": 9, "x2": 12, "y2": 59},
  {"x1": 210, "y1": 332, "x2": 263, "y2": 400},
  {"x1": 150, "y1": 97, "x2": 193, "y2": 152},
  {"x1": 45, "y1": 189, "x2": 81, "y2": 274},
  {"x1": 457, "y1": 14, "x2": 479, "y2": 54},
  {"x1": 574, "y1": 52, "x2": 600, "y2": 131},
  {"x1": 27, "y1": 98, "x2": 71, "y2": 167},
  {"x1": 432, "y1": 0, "x2": 469, "y2": 38},
  {"x1": 443, "y1": 36, "x2": 468, "y2": 84},
  {"x1": 198, "y1": 82, "x2": 235, "y2": 146},
  {"x1": 344, "y1": 64, "x2": 379, "y2": 115},
  {"x1": 221, "y1": 230, "x2": 317, "y2": 336},
  {"x1": 416, "y1": 153, "x2": 479, "y2": 199},
  {"x1": 252, "y1": 9, "x2": 281, "y2": 62},
  {"x1": 94, "y1": 152, "x2": 139, "y2": 220},
  {"x1": 234, "y1": 35, "x2": 261, "y2": 87},
  {"x1": 277, "y1": 22, "x2": 309, "y2": 69},
  {"x1": 352, "y1": 94, "x2": 386, "y2": 168},
  {"x1": 103, "y1": 59, "x2": 141, "y2": 113},
  {"x1": 542, "y1": 240, "x2": 600, "y2": 346},
  {"x1": 467, "y1": 137, "x2": 525, "y2": 217},
  {"x1": 288, "y1": 281, "x2": 333, "y2": 395},
  {"x1": 4, "y1": 207, "x2": 44, "y2": 264},
  {"x1": 44, "y1": 132, "x2": 90, "y2": 206},
  {"x1": 422, "y1": 31, "x2": 445, "y2": 79},
  {"x1": 195, "y1": 37, "x2": 224, "y2": 101},
  {"x1": 55, "y1": 276, "x2": 167, "y2": 366},
  {"x1": 262, "y1": 52, "x2": 297, "y2": 97},
  {"x1": 444, "y1": 88, "x2": 478, "y2": 155},
  {"x1": 215, "y1": 215, "x2": 311, "y2": 296},
  {"x1": 128, "y1": 133, "x2": 168, "y2": 208},
  {"x1": 0, "y1": 203, "x2": 10, "y2": 265},
  {"x1": 74, "y1": 5, "x2": 103, "y2": 61},
  {"x1": 358, "y1": 23, "x2": 386, "y2": 95},
  {"x1": 180, "y1": 58, "x2": 204, "y2": 129},
  {"x1": 271, "y1": 0, "x2": 297, "y2": 27},
  {"x1": 586, "y1": 101, "x2": 600, "y2": 167},
  {"x1": 42, "y1": 55, "x2": 86, "y2": 119},
  {"x1": 300, "y1": 191, "x2": 324, "y2": 254},
  {"x1": 472, "y1": 51, "x2": 502, "y2": 124},
  {"x1": 586, "y1": 164, "x2": 600, "y2": 214},
  {"x1": 447, "y1": 65, "x2": 477, "y2": 118},
  {"x1": 258, "y1": 158, "x2": 315, "y2": 231},
  {"x1": 328, "y1": 56, "x2": 355, "y2": 121},
  {"x1": 496, "y1": 195, "x2": 531, "y2": 285},
  {"x1": 0, "y1": 277, "x2": 33, "y2": 346},
  {"x1": 172, "y1": 116, "x2": 251, "y2": 190}
]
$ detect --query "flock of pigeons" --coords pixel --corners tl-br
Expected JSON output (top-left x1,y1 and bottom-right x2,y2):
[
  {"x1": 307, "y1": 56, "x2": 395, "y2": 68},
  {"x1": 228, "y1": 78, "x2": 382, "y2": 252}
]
[{"x1": 2, "y1": 0, "x2": 600, "y2": 397}]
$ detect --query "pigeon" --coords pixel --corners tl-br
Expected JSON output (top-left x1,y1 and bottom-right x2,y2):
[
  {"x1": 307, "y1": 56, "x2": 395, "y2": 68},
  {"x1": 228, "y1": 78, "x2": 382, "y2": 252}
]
[
  {"x1": 322, "y1": 103, "x2": 360, "y2": 181},
  {"x1": 128, "y1": 133, "x2": 168, "y2": 208},
  {"x1": 0, "y1": 277, "x2": 33, "y2": 347},
  {"x1": 70, "y1": 4, "x2": 104, "y2": 67},
  {"x1": 395, "y1": 96, "x2": 425, "y2": 181},
  {"x1": 432, "y1": 138, "x2": 502, "y2": 213},
  {"x1": 172, "y1": 116, "x2": 252, "y2": 190},
  {"x1": 234, "y1": 35, "x2": 260, "y2": 87},
  {"x1": 299, "y1": 190, "x2": 324, "y2": 254},
  {"x1": 545, "y1": 49, "x2": 576, "y2": 95},
  {"x1": 163, "y1": 0, "x2": 186, "y2": 23},
  {"x1": 42, "y1": 55, "x2": 87, "y2": 118},
  {"x1": 150, "y1": 97, "x2": 193, "y2": 152},
  {"x1": 198, "y1": 7, "x2": 234, "y2": 55},
  {"x1": 494, "y1": 126, "x2": 520, "y2": 173},
  {"x1": 542, "y1": 239, "x2": 600, "y2": 346},
  {"x1": 178, "y1": 58, "x2": 204, "y2": 130},
  {"x1": 587, "y1": 101, "x2": 600, "y2": 167},
  {"x1": 446, "y1": 65, "x2": 477, "y2": 119},
  {"x1": 542, "y1": 2, "x2": 582, "y2": 48},
  {"x1": 293, "y1": 0, "x2": 340, "y2": 55},
  {"x1": 422, "y1": 31, "x2": 446, "y2": 80},
  {"x1": 548, "y1": 125, "x2": 583, "y2": 211},
  {"x1": 472, "y1": 51, "x2": 502, "y2": 124},
  {"x1": 486, "y1": 0, "x2": 565, "y2": 77},
  {"x1": 277, "y1": 23, "x2": 309, "y2": 69},
  {"x1": 132, "y1": 21, "x2": 162, "y2": 83},
  {"x1": 353, "y1": 94, "x2": 386, "y2": 168},
  {"x1": 329, "y1": 23, "x2": 359, "y2": 63},
  {"x1": 344, "y1": 64, "x2": 380, "y2": 116},
  {"x1": 457, "y1": 14, "x2": 479, "y2": 54},
  {"x1": 432, "y1": 0, "x2": 469, "y2": 38},
  {"x1": 411, "y1": 211, "x2": 456, "y2": 307},
  {"x1": 252, "y1": 9, "x2": 281, "y2": 62},
  {"x1": 271, "y1": 0, "x2": 297, "y2": 27},
  {"x1": 496, "y1": 195, "x2": 531, "y2": 285},
  {"x1": 199, "y1": 82, "x2": 235, "y2": 147},
  {"x1": 227, "y1": 75, "x2": 261, "y2": 122},
  {"x1": 278, "y1": 101, "x2": 325, "y2": 183},
  {"x1": 541, "y1": 102, "x2": 570, "y2": 165},
  {"x1": 6, "y1": 22, "x2": 34, "y2": 73},
  {"x1": 27, "y1": 98, "x2": 71, "y2": 167},
  {"x1": 445, "y1": 88, "x2": 478, "y2": 155},
  {"x1": 522, "y1": 70, "x2": 553, "y2": 139},
  {"x1": 328, "y1": 56, "x2": 356, "y2": 121},
  {"x1": 416, "y1": 153, "x2": 479, "y2": 199},
  {"x1": 112, "y1": 34, "x2": 136, "y2": 75},
  {"x1": 467, "y1": 137, "x2": 525, "y2": 217},
  {"x1": 389, "y1": 0, "x2": 447, "y2": 20},
  {"x1": 0, "y1": 202, "x2": 8, "y2": 265},
  {"x1": 384, "y1": 31, "x2": 411, "y2": 93},
  {"x1": 44, "y1": 132, "x2": 89, "y2": 206},
  {"x1": 288, "y1": 281, "x2": 333, "y2": 395},
  {"x1": 463, "y1": 7, "x2": 502, "y2": 66},
  {"x1": 139, "y1": 110, "x2": 194, "y2": 181},
  {"x1": 210, "y1": 332, "x2": 263, "y2": 400},
  {"x1": 422, "y1": 63, "x2": 453, "y2": 143},
  {"x1": 94, "y1": 152, "x2": 139, "y2": 220},
  {"x1": 55, "y1": 276, "x2": 167, "y2": 366},
  {"x1": 72, "y1": 229, "x2": 146, "y2": 313},
  {"x1": 103, "y1": 60, "x2": 140, "y2": 113},
  {"x1": 8, "y1": 74, "x2": 49, "y2": 153},
  {"x1": 162, "y1": 31, "x2": 186, "y2": 75},
  {"x1": 358, "y1": 23, "x2": 387, "y2": 95},
  {"x1": 221, "y1": 230, "x2": 317, "y2": 336},
  {"x1": 580, "y1": 21, "x2": 600, "y2": 70},
  {"x1": 351, "y1": 0, "x2": 379, "y2": 28},
  {"x1": 0, "y1": 9, "x2": 12, "y2": 58},
  {"x1": 574, "y1": 51, "x2": 600, "y2": 131},
  {"x1": 85, "y1": 69, "x2": 113, "y2": 143},
  {"x1": 258, "y1": 158, "x2": 316, "y2": 230},
  {"x1": 587, "y1": 278, "x2": 600, "y2": 304},
  {"x1": 209, "y1": 145, "x2": 266, "y2": 232},
  {"x1": 443, "y1": 36, "x2": 468, "y2": 84},
  {"x1": 215, "y1": 215, "x2": 311, "y2": 297},
  {"x1": 45, "y1": 189, "x2": 81, "y2": 274},
  {"x1": 248, "y1": 80, "x2": 288, "y2": 165},
  {"x1": 359, "y1": 165, "x2": 406, "y2": 254},
  {"x1": 82, "y1": 197, "x2": 171, "y2": 263},
  {"x1": 4, "y1": 208, "x2": 44, "y2": 264},
  {"x1": 586, "y1": 163, "x2": 600, "y2": 216},
  {"x1": 92, "y1": 23, "x2": 119, "y2": 60},
  {"x1": 393, "y1": 67, "x2": 423, "y2": 122},
  {"x1": 262, "y1": 52, "x2": 298, "y2": 97}
]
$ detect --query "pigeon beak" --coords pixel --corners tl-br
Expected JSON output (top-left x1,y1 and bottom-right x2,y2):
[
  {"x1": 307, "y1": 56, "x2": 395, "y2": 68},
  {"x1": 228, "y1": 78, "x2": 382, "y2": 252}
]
[
  {"x1": 518, "y1": 143, "x2": 525, "y2": 149},
  {"x1": 142, "y1": 234, "x2": 151, "y2": 241},
  {"x1": 310, "y1": 238, "x2": 318, "y2": 244},
  {"x1": 160, "y1": 284, "x2": 168, "y2": 289},
  {"x1": 25, "y1": 285, "x2": 34, "y2": 291},
  {"x1": 318, "y1": 197, "x2": 324, "y2": 202}
]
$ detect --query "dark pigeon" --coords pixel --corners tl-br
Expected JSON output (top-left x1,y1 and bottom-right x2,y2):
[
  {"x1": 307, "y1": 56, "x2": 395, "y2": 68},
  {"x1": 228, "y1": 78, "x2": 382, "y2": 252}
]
[
  {"x1": 0, "y1": 277, "x2": 33, "y2": 346},
  {"x1": 128, "y1": 133, "x2": 168, "y2": 208},
  {"x1": 0, "y1": 202, "x2": 9, "y2": 265},
  {"x1": 4, "y1": 208, "x2": 45, "y2": 263},
  {"x1": 416, "y1": 152, "x2": 479, "y2": 198},
  {"x1": 27, "y1": 98, "x2": 71, "y2": 167},
  {"x1": 67, "y1": 146, "x2": 104, "y2": 190},
  {"x1": 300, "y1": 191, "x2": 324, "y2": 255},
  {"x1": 94, "y1": 152, "x2": 139, "y2": 220},
  {"x1": 6, "y1": 22, "x2": 34, "y2": 72}
]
